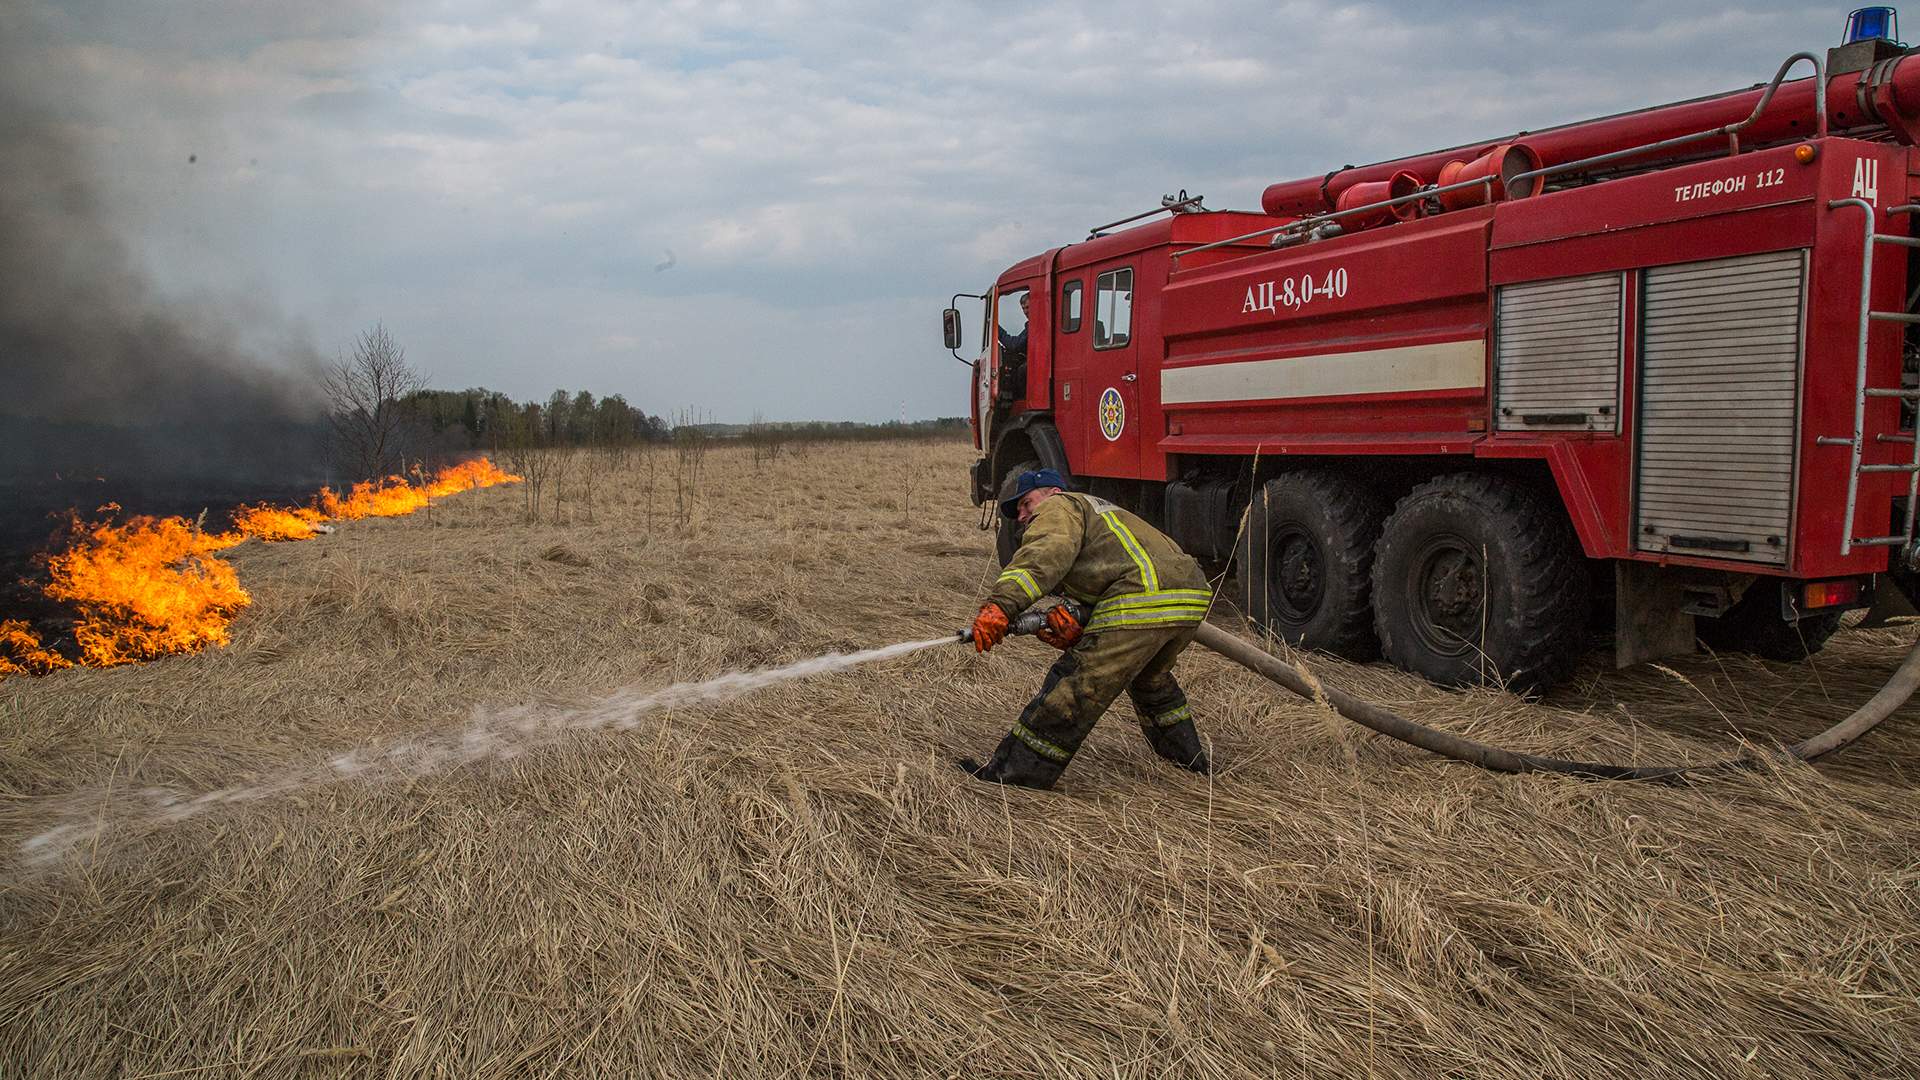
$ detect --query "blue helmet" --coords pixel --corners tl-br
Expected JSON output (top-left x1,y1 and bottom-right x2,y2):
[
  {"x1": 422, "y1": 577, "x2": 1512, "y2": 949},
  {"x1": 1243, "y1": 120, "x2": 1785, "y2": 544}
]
[{"x1": 1000, "y1": 468, "x2": 1067, "y2": 518}]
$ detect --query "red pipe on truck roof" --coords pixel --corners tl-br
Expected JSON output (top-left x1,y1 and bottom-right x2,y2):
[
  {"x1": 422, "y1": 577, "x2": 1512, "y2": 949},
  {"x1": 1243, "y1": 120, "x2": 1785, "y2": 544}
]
[{"x1": 1261, "y1": 54, "x2": 1920, "y2": 217}]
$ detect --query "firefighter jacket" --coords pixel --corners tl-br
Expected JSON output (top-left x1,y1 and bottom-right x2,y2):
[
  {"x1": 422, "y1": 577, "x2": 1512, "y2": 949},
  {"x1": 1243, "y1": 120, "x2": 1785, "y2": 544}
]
[{"x1": 988, "y1": 492, "x2": 1211, "y2": 632}]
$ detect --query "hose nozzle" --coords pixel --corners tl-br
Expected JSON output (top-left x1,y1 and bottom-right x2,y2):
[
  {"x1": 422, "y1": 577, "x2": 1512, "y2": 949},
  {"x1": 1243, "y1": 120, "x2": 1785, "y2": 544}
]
[{"x1": 958, "y1": 600, "x2": 1087, "y2": 642}]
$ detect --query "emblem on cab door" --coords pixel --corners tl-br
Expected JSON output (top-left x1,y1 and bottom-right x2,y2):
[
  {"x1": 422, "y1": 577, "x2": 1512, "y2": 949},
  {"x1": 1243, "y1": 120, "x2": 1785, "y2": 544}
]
[{"x1": 1098, "y1": 387, "x2": 1125, "y2": 442}]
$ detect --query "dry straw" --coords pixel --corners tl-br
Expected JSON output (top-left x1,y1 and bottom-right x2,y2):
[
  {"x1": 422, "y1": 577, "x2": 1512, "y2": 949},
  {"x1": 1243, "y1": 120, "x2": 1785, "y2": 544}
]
[{"x1": 2, "y1": 439, "x2": 1917, "y2": 1078}]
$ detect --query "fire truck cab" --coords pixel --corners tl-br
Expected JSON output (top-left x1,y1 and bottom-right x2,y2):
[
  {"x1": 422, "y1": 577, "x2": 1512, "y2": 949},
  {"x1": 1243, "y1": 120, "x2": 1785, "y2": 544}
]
[{"x1": 949, "y1": 27, "x2": 1920, "y2": 692}]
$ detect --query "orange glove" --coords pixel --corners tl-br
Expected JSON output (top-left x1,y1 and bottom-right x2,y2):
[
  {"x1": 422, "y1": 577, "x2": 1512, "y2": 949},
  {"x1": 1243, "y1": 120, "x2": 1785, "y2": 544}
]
[
  {"x1": 970, "y1": 604, "x2": 1009, "y2": 653},
  {"x1": 1035, "y1": 604, "x2": 1083, "y2": 651}
]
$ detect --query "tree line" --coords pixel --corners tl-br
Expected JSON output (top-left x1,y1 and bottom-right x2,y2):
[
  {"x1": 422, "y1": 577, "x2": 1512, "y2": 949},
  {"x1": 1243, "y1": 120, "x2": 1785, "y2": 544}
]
[
  {"x1": 406, "y1": 386, "x2": 670, "y2": 455},
  {"x1": 323, "y1": 324, "x2": 965, "y2": 484}
]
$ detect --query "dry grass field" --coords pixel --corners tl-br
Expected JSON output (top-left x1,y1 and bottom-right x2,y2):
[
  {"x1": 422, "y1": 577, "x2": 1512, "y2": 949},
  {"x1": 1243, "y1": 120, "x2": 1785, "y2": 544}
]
[{"x1": 2, "y1": 437, "x2": 1917, "y2": 1078}]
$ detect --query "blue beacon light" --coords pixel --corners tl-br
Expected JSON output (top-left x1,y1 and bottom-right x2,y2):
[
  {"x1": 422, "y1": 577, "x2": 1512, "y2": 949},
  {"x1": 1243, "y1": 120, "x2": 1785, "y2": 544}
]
[{"x1": 1845, "y1": 6, "x2": 1899, "y2": 43}]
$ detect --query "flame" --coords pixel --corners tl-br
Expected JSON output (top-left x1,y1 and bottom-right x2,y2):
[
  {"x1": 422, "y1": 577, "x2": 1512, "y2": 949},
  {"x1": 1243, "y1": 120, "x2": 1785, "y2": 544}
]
[
  {"x1": 230, "y1": 504, "x2": 327, "y2": 542},
  {"x1": 0, "y1": 620, "x2": 72, "y2": 677},
  {"x1": 315, "y1": 459, "x2": 518, "y2": 522},
  {"x1": 45, "y1": 513, "x2": 251, "y2": 667},
  {"x1": 426, "y1": 457, "x2": 519, "y2": 496},
  {"x1": 0, "y1": 457, "x2": 521, "y2": 679},
  {"x1": 317, "y1": 477, "x2": 430, "y2": 521}
]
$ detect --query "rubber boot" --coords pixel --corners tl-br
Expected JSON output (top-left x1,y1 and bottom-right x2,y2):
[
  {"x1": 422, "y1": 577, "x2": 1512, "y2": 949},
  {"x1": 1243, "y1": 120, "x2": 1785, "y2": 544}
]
[
  {"x1": 957, "y1": 733, "x2": 1068, "y2": 790},
  {"x1": 1142, "y1": 717, "x2": 1212, "y2": 775}
]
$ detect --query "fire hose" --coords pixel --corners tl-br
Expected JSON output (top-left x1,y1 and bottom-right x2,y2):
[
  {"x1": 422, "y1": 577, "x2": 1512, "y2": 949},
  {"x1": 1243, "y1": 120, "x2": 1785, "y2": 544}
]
[
  {"x1": 967, "y1": 602, "x2": 1920, "y2": 782},
  {"x1": 1192, "y1": 622, "x2": 1920, "y2": 782}
]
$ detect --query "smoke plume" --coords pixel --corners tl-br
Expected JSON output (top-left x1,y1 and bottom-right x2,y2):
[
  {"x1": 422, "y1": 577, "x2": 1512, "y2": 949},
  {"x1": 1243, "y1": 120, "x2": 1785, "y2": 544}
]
[{"x1": 0, "y1": 5, "x2": 328, "y2": 490}]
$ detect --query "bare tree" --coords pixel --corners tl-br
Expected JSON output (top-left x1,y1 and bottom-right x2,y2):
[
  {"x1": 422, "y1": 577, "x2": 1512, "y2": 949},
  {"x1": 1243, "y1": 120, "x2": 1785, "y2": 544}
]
[
  {"x1": 323, "y1": 323, "x2": 426, "y2": 481},
  {"x1": 746, "y1": 411, "x2": 787, "y2": 469},
  {"x1": 549, "y1": 446, "x2": 574, "y2": 524},
  {"x1": 500, "y1": 406, "x2": 550, "y2": 523},
  {"x1": 671, "y1": 408, "x2": 708, "y2": 532},
  {"x1": 901, "y1": 464, "x2": 921, "y2": 527}
]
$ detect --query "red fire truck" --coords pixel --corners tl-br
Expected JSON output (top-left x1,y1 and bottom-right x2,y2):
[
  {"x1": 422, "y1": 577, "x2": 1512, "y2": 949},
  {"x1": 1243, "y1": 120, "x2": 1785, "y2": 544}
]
[{"x1": 947, "y1": 24, "x2": 1920, "y2": 691}]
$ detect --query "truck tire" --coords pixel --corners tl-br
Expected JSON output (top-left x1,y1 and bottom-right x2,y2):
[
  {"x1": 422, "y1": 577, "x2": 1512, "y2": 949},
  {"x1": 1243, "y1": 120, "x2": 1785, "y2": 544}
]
[
  {"x1": 1372, "y1": 473, "x2": 1588, "y2": 693},
  {"x1": 1697, "y1": 583, "x2": 1842, "y2": 661},
  {"x1": 994, "y1": 459, "x2": 1040, "y2": 567},
  {"x1": 1235, "y1": 471, "x2": 1386, "y2": 659}
]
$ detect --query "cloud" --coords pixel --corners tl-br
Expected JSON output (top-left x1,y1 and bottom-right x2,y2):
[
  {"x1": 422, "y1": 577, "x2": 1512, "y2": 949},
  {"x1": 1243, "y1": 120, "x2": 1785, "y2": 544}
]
[{"x1": 9, "y1": 0, "x2": 1846, "y2": 421}]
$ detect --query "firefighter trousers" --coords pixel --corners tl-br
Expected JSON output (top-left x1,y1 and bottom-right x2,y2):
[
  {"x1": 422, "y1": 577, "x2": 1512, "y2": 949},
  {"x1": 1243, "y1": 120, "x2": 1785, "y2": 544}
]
[{"x1": 1007, "y1": 624, "x2": 1202, "y2": 770}]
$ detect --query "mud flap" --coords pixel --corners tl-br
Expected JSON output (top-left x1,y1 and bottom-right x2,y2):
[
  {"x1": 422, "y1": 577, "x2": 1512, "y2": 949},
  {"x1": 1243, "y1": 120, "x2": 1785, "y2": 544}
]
[
  {"x1": 1614, "y1": 562, "x2": 1696, "y2": 668},
  {"x1": 1857, "y1": 573, "x2": 1920, "y2": 628}
]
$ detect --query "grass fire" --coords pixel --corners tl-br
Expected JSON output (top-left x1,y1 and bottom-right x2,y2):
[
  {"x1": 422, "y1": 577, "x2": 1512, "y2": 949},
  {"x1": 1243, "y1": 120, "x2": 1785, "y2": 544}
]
[
  {"x1": 8, "y1": 5, "x2": 1920, "y2": 1077},
  {"x1": 0, "y1": 458, "x2": 519, "y2": 678},
  {"x1": 2, "y1": 438, "x2": 1917, "y2": 1078}
]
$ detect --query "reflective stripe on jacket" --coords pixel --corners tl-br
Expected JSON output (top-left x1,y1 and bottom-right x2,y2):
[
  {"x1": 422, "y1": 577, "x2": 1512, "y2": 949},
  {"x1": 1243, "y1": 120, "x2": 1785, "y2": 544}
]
[{"x1": 988, "y1": 492, "x2": 1210, "y2": 631}]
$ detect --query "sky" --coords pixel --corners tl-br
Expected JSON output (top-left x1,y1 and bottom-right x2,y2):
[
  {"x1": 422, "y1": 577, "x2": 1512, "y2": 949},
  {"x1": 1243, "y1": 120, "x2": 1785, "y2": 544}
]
[{"x1": 7, "y1": 0, "x2": 1850, "y2": 423}]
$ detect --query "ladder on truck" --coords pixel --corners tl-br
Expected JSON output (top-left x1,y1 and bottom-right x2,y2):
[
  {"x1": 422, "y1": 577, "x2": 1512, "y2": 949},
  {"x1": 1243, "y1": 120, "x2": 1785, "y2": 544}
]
[{"x1": 1821, "y1": 198, "x2": 1920, "y2": 565}]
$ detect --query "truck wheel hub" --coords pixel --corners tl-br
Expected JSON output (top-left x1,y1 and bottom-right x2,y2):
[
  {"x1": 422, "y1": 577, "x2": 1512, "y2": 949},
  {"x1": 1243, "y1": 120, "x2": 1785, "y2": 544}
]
[
  {"x1": 1411, "y1": 536, "x2": 1484, "y2": 653},
  {"x1": 1272, "y1": 528, "x2": 1323, "y2": 621}
]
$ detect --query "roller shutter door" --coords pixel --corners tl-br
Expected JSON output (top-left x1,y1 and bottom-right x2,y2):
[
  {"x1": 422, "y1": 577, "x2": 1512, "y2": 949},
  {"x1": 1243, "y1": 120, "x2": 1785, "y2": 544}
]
[
  {"x1": 1494, "y1": 272, "x2": 1623, "y2": 432},
  {"x1": 1635, "y1": 250, "x2": 1804, "y2": 566}
]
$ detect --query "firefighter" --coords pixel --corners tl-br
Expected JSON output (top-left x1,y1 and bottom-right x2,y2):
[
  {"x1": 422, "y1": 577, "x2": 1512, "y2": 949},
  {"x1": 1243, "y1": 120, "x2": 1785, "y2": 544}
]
[
  {"x1": 963, "y1": 468, "x2": 1214, "y2": 789},
  {"x1": 997, "y1": 292, "x2": 1031, "y2": 396},
  {"x1": 997, "y1": 292, "x2": 1031, "y2": 362}
]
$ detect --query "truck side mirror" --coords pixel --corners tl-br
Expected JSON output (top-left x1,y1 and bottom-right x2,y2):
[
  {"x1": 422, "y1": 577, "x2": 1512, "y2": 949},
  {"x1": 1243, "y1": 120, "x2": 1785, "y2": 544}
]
[{"x1": 942, "y1": 308, "x2": 962, "y2": 351}]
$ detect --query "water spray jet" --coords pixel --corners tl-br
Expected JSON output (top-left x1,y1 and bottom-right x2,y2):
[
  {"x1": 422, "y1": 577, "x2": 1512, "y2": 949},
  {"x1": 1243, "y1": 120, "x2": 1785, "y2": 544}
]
[{"x1": 13, "y1": 634, "x2": 958, "y2": 870}]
